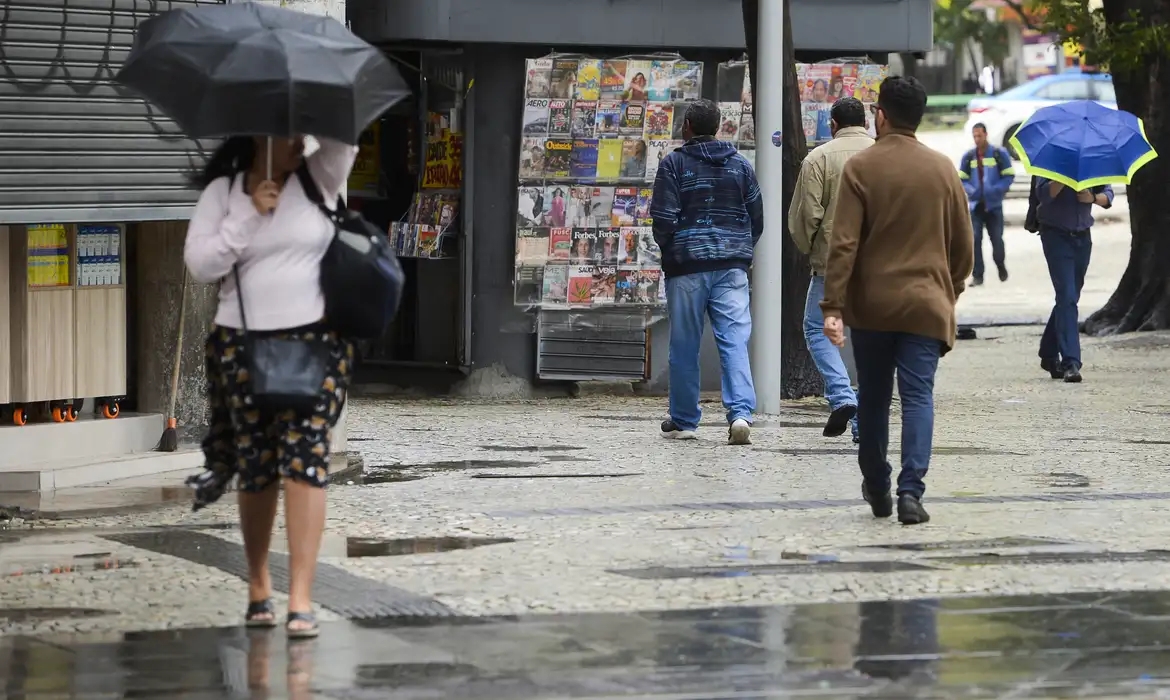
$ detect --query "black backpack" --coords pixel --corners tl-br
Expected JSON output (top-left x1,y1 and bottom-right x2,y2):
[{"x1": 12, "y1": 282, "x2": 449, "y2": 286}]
[{"x1": 296, "y1": 164, "x2": 405, "y2": 339}]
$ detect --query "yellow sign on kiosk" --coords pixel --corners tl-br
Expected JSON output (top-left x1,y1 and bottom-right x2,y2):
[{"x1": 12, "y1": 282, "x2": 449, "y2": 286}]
[{"x1": 27, "y1": 224, "x2": 69, "y2": 287}]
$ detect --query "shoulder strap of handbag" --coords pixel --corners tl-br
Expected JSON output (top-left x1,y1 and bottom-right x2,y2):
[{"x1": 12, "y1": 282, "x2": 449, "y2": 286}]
[
  {"x1": 232, "y1": 264, "x2": 250, "y2": 335},
  {"x1": 295, "y1": 161, "x2": 347, "y2": 219}
]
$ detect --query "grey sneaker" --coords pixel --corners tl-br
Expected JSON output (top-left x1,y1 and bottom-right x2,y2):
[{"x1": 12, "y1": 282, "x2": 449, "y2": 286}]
[
  {"x1": 728, "y1": 419, "x2": 751, "y2": 445},
  {"x1": 661, "y1": 419, "x2": 697, "y2": 440}
]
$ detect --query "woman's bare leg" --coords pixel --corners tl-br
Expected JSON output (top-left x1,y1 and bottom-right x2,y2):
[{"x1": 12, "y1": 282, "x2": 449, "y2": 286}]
[
  {"x1": 284, "y1": 478, "x2": 326, "y2": 628},
  {"x1": 239, "y1": 486, "x2": 280, "y2": 619}
]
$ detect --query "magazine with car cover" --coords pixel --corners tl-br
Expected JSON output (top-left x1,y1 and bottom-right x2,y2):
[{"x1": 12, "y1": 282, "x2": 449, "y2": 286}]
[
  {"x1": 590, "y1": 186, "x2": 616, "y2": 227},
  {"x1": 617, "y1": 226, "x2": 640, "y2": 264},
  {"x1": 647, "y1": 60, "x2": 676, "y2": 102},
  {"x1": 612, "y1": 188, "x2": 638, "y2": 227},
  {"x1": 567, "y1": 186, "x2": 593, "y2": 227},
  {"x1": 596, "y1": 227, "x2": 622, "y2": 265},
  {"x1": 543, "y1": 138, "x2": 572, "y2": 177},
  {"x1": 571, "y1": 100, "x2": 598, "y2": 138},
  {"x1": 550, "y1": 57, "x2": 579, "y2": 99},
  {"x1": 549, "y1": 227, "x2": 572, "y2": 260},
  {"x1": 525, "y1": 57, "x2": 553, "y2": 98},
  {"x1": 619, "y1": 102, "x2": 646, "y2": 137},
  {"x1": 570, "y1": 139, "x2": 600, "y2": 179},
  {"x1": 718, "y1": 102, "x2": 742, "y2": 142},
  {"x1": 568, "y1": 264, "x2": 594, "y2": 305},
  {"x1": 738, "y1": 103, "x2": 756, "y2": 146},
  {"x1": 671, "y1": 101, "x2": 690, "y2": 139},
  {"x1": 519, "y1": 137, "x2": 546, "y2": 180},
  {"x1": 543, "y1": 186, "x2": 570, "y2": 227},
  {"x1": 591, "y1": 265, "x2": 617, "y2": 305},
  {"x1": 542, "y1": 264, "x2": 569, "y2": 306},
  {"x1": 517, "y1": 186, "x2": 547, "y2": 227},
  {"x1": 522, "y1": 98, "x2": 551, "y2": 136},
  {"x1": 644, "y1": 103, "x2": 674, "y2": 140},
  {"x1": 620, "y1": 139, "x2": 647, "y2": 180},
  {"x1": 570, "y1": 228, "x2": 598, "y2": 264},
  {"x1": 575, "y1": 59, "x2": 602, "y2": 101},
  {"x1": 548, "y1": 99, "x2": 572, "y2": 137},
  {"x1": 516, "y1": 226, "x2": 551, "y2": 264},
  {"x1": 600, "y1": 60, "x2": 627, "y2": 99},
  {"x1": 596, "y1": 138, "x2": 623, "y2": 179},
  {"x1": 637, "y1": 227, "x2": 661, "y2": 268},
  {"x1": 635, "y1": 189, "x2": 653, "y2": 225},
  {"x1": 596, "y1": 101, "x2": 623, "y2": 137},
  {"x1": 624, "y1": 60, "x2": 652, "y2": 102},
  {"x1": 672, "y1": 61, "x2": 702, "y2": 100},
  {"x1": 514, "y1": 264, "x2": 545, "y2": 306}
]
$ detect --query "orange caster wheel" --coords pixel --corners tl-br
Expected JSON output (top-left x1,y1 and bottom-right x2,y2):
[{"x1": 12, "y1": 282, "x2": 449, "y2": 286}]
[
  {"x1": 12, "y1": 408, "x2": 27, "y2": 427},
  {"x1": 51, "y1": 406, "x2": 67, "y2": 423},
  {"x1": 64, "y1": 405, "x2": 78, "y2": 422},
  {"x1": 102, "y1": 403, "x2": 120, "y2": 419}
]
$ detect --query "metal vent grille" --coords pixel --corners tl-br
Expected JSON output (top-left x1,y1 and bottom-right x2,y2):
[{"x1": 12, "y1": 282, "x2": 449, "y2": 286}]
[
  {"x1": 0, "y1": 0, "x2": 218, "y2": 224},
  {"x1": 536, "y1": 309, "x2": 649, "y2": 381}
]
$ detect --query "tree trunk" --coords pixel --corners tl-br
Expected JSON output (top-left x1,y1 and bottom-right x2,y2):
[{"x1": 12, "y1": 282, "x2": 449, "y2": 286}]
[
  {"x1": 741, "y1": 0, "x2": 822, "y2": 398},
  {"x1": 1082, "y1": 0, "x2": 1170, "y2": 335}
]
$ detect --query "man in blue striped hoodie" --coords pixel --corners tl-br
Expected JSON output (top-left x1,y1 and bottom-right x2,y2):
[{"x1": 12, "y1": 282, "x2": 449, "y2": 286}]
[{"x1": 651, "y1": 99, "x2": 765, "y2": 445}]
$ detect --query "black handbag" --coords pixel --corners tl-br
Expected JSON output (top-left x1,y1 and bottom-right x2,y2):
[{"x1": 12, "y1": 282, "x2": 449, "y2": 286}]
[
  {"x1": 232, "y1": 266, "x2": 330, "y2": 416},
  {"x1": 296, "y1": 164, "x2": 405, "y2": 339}
]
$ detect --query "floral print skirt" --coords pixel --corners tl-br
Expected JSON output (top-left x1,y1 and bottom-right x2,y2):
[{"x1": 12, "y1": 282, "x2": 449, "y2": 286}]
[{"x1": 188, "y1": 325, "x2": 354, "y2": 509}]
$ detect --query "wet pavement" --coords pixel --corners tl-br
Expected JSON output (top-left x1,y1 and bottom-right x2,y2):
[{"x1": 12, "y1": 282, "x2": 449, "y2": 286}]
[{"x1": 4, "y1": 590, "x2": 1170, "y2": 697}]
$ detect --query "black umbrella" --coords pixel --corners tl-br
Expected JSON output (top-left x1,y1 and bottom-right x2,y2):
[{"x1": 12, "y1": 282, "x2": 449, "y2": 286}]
[{"x1": 115, "y1": 2, "x2": 410, "y2": 145}]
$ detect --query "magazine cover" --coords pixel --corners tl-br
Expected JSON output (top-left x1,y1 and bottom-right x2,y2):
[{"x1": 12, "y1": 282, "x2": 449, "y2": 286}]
[
  {"x1": 568, "y1": 264, "x2": 594, "y2": 305},
  {"x1": 801, "y1": 104, "x2": 819, "y2": 144},
  {"x1": 803, "y1": 65, "x2": 832, "y2": 103},
  {"x1": 671, "y1": 101, "x2": 690, "y2": 139},
  {"x1": 548, "y1": 99, "x2": 572, "y2": 137},
  {"x1": 567, "y1": 186, "x2": 593, "y2": 227},
  {"x1": 673, "y1": 61, "x2": 702, "y2": 100},
  {"x1": 542, "y1": 264, "x2": 569, "y2": 306},
  {"x1": 596, "y1": 101, "x2": 623, "y2": 137},
  {"x1": 615, "y1": 268, "x2": 639, "y2": 304},
  {"x1": 815, "y1": 106, "x2": 833, "y2": 142},
  {"x1": 717, "y1": 62, "x2": 748, "y2": 103},
  {"x1": 617, "y1": 226, "x2": 640, "y2": 264},
  {"x1": 544, "y1": 139, "x2": 572, "y2": 177},
  {"x1": 438, "y1": 197, "x2": 459, "y2": 230},
  {"x1": 838, "y1": 64, "x2": 859, "y2": 99},
  {"x1": 549, "y1": 227, "x2": 572, "y2": 259},
  {"x1": 635, "y1": 189, "x2": 653, "y2": 225},
  {"x1": 525, "y1": 57, "x2": 553, "y2": 98},
  {"x1": 519, "y1": 137, "x2": 546, "y2": 180},
  {"x1": 612, "y1": 188, "x2": 638, "y2": 227},
  {"x1": 620, "y1": 139, "x2": 647, "y2": 180},
  {"x1": 718, "y1": 103, "x2": 742, "y2": 142},
  {"x1": 592, "y1": 265, "x2": 617, "y2": 304},
  {"x1": 571, "y1": 100, "x2": 597, "y2": 138},
  {"x1": 544, "y1": 186, "x2": 569, "y2": 227},
  {"x1": 575, "y1": 59, "x2": 602, "y2": 101},
  {"x1": 517, "y1": 186, "x2": 546, "y2": 227},
  {"x1": 624, "y1": 60, "x2": 652, "y2": 102},
  {"x1": 414, "y1": 193, "x2": 435, "y2": 225},
  {"x1": 516, "y1": 227, "x2": 551, "y2": 263},
  {"x1": 855, "y1": 64, "x2": 886, "y2": 103},
  {"x1": 590, "y1": 186, "x2": 616, "y2": 227},
  {"x1": 570, "y1": 228, "x2": 598, "y2": 264},
  {"x1": 645, "y1": 140, "x2": 673, "y2": 181},
  {"x1": 600, "y1": 60, "x2": 627, "y2": 99},
  {"x1": 596, "y1": 138, "x2": 623, "y2": 179},
  {"x1": 644, "y1": 103, "x2": 674, "y2": 140},
  {"x1": 522, "y1": 98, "x2": 551, "y2": 135},
  {"x1": 417, "y1": 226, "x2": 439, "y2": 257},
  {"x1": 647, "y1": 60, "x2": 676, "y2": 102},
  {"x1": 634, "y1": 269, "x2": 662, "y2": 304},
  {"x1": 739, "y1": 103, "x2": 756, "y2": 146},
  {"x1": 388, "y1": 222, "x2": 402, "y2": 253},
  {"x1": 596, "y1": 227, "x2": 622, "y2": 264},
  {"x1": 400, "y1": 225, "x2": 419, "y2": 257},
  {"x1": 637, "y1": 227, "x2": 661, "y2": 268},
  {"x1": 550, "y1": 58, "x2": 579, "y2": 99},
  {"x1": 570, "y1": 139, "x2": 600, "y2": 178},
  {"x1": 514, "y1": 264, "x2": 545, "y2": 305},
  {"x1": 742, "y1": 64, "x2": 753, "y2": 106},
  {"x1": 619, "y1": 102, "x2": 646, "y2": 137}
]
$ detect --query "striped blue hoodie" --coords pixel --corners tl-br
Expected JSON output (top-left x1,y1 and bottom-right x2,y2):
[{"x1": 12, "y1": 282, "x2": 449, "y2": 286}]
[{"x1": 650, "y1": 136, "x2": 764, "y2": 279}]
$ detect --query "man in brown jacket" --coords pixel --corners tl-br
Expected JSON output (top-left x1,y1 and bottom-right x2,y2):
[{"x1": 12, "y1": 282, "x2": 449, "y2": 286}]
[{"x1": 821, "y1": 76, "x2": 975, "y2": 525}]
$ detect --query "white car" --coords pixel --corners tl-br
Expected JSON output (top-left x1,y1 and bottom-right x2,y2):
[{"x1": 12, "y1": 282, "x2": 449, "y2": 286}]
[{"x1": 963, "y1": 73, "x2": 1117, "y2": 159}]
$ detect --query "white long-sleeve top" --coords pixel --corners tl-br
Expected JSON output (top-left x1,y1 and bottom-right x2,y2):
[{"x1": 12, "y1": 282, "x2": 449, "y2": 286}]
[{"x1": 184, "y1": 138, "x2": 358, "y2": 331}]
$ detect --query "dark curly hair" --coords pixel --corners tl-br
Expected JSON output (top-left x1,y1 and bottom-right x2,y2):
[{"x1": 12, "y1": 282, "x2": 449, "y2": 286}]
[
  {"x1": 684, "y1": 98, "x2": 721, "y2": 137},
  {"x1": 876, "y1": 75, "x2": 928, "y2": 131}
]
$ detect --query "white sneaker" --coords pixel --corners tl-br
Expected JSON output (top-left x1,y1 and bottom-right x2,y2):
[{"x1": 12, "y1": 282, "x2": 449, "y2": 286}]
[
  {"x1": 660, "y1": 419, "x2": 698, "y2": 440},
  {"x1": 728, "y1": 419, "x2": 751, "y2": 445}
]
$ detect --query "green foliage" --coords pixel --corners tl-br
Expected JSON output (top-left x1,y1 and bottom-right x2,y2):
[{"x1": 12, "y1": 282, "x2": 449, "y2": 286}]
[
  {"x1": 1020, "y1": 0, "x2": 1170, "y2": 72},
  {"x1": 934, "y1": 0, "x2": 1011, "y2": 73}
]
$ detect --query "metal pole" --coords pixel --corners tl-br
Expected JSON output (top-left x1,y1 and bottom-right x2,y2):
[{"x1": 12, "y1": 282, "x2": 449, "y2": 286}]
[{"x1": 750, "y1": 0, "x2": 784, "y2": 414}]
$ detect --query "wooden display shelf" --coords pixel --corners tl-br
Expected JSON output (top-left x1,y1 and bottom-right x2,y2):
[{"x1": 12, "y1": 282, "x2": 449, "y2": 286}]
[{"x1": 0, "y1": 226, "x2": 10, "y2": 404}]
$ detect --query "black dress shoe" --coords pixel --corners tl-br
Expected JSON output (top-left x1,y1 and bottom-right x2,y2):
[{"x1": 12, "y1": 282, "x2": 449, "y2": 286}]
[
  {"x1": 862, "y1": 482, "x2": 893, "y2": 518},
  {"x1": 998, "y1": 266, "x2": 1009, "y2": 282},
  {"x1": 1040, "y1": 358, "x2": 1063, "y2": 379},
  {"x1": 971, "y1": 277, "x2": 984, "y2": 287},
  {"x1": 1064, "y1": 366, "x2": 1083, "y2": 383},
  {"x1": 897, "y1": 494, "x2": 930, "y2": 525},
  {"x1": 824, "y1": 404, "x2": 857, "y2": 437}
]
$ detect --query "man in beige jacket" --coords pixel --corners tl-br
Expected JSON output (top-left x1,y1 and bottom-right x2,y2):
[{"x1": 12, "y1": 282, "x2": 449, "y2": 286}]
[{"x1": 789, "y1": 97, "x2": 873, "y2": 441}]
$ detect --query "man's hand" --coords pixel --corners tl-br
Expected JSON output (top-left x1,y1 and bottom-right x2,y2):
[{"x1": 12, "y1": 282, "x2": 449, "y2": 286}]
[
  {"x1": 824, "y1": 315, "x2": 846, "y2": 348},
  {"x1": 1076, "y1": 189, "x2": 1095, "y2": 204}
]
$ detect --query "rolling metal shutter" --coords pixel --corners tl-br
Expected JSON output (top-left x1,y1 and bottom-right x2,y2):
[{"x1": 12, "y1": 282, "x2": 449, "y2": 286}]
[
  {"x1": 536, "y1": 309, "x2": 650, "y2": 382},
  {"x1": 0, "y1": 0, "x2": 218, "y2": 224}
]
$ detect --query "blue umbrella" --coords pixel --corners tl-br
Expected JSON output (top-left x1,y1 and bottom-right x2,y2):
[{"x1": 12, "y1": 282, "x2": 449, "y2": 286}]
[{"x1": 1009, "y1": 99, "x2": 1157, "y2": 190}]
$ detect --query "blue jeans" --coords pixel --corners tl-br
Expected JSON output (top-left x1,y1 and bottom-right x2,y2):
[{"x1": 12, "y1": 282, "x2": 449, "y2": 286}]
[
  {"x1": 1039, "y1": 227, "x2": 1092, "y2": 369},
  {"x1": 970, "y1": 205, "x2": 1005, "y2": 280},
  {"x1": 804, "y1": 276, "x2": 858, "y2": 437},
  {"x1": 852, "y1": 330, "x2": 941, "y2": 499},
  {"x1": 666, "y1": 268, "x2": 756, "y2": 430}
]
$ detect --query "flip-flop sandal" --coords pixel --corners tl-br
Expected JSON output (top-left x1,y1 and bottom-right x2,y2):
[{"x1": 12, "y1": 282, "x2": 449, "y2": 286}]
[
  {"x1": 286, "y1": 611, "x2": 319, "y2": 640},
  {"x1": 245, "y1": 599, "x2": 278, "y2": 628}
]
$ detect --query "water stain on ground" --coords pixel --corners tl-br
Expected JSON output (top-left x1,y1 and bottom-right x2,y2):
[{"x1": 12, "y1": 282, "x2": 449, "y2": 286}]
[
  {"x1": 543, "y1": 455, "x2": 598, "y2": 463},
  {"x1": 471, "y1": 473, "x2": 641, "y2": 480},
  {"x1": 0, "y1": 607, "x2": 112, "y2": 623},
  {"x1": 345, "y1": 536, "x2": 515, "y2": 558},
  {"x1": 479, "y1": 445, "x2": 586, "y2": 452},
  {"x1": 348, "y1": 460, "x2": 541, "y2": 486},
  {"x1": 761, "y1": 446, "x2": 1026, "y2": 457},
  {"x1": 1034, "y1": 472, "x2": 1091, "y2": 488}
]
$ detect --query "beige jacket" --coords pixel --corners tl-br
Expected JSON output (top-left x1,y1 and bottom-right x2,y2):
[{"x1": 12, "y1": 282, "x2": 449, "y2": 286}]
[{"x1": 788, "y1": 127, "x2": 875, "y2": 274}]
